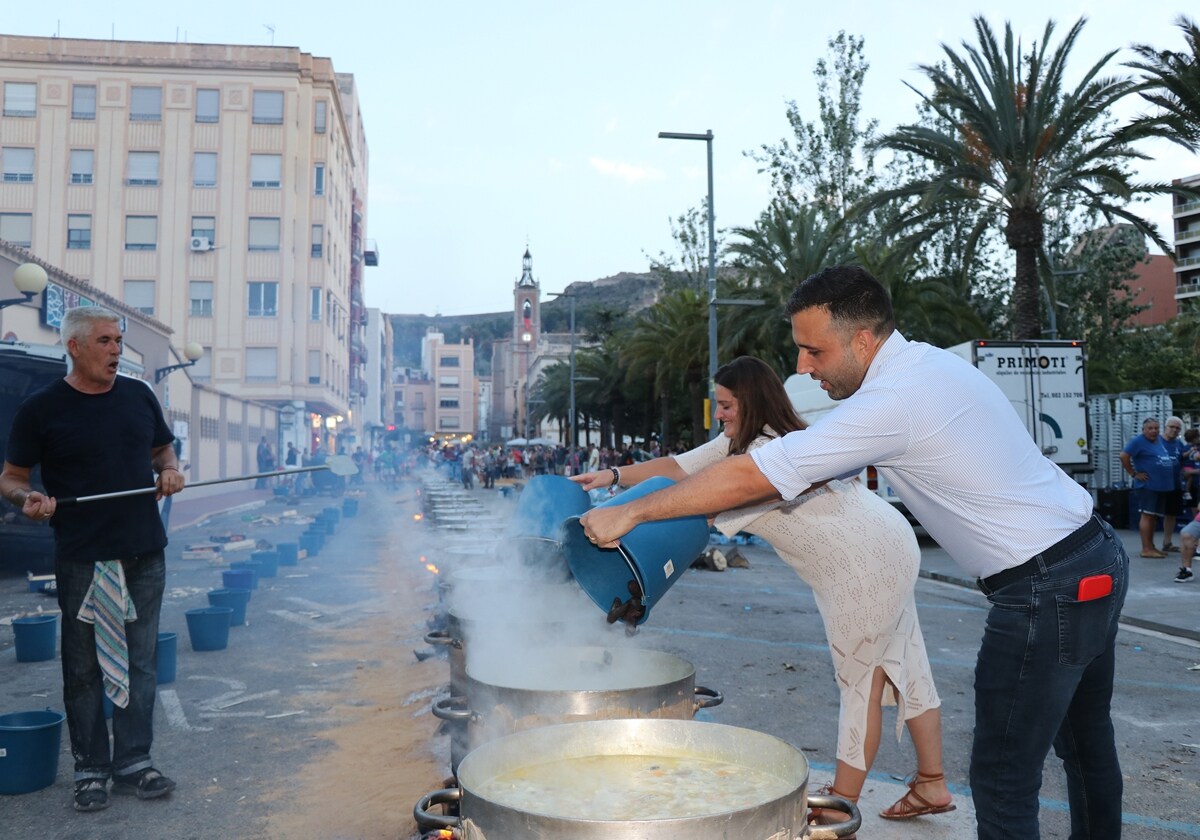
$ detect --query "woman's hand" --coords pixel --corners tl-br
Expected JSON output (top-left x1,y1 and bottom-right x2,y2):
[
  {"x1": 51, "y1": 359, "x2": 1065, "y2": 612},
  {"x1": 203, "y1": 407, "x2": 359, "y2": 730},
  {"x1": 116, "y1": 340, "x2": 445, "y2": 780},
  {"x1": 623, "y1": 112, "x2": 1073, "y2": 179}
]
[{"x1": 569, "y1": 470, "x2": 614, "y2": 491}]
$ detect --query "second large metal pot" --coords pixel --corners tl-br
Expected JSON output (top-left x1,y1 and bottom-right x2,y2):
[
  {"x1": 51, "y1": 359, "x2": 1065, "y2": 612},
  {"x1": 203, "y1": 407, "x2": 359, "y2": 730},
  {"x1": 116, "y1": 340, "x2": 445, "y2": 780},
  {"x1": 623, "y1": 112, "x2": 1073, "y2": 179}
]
[{"x1": 433, "y1": 645, "x2": 722, "y2": 773}]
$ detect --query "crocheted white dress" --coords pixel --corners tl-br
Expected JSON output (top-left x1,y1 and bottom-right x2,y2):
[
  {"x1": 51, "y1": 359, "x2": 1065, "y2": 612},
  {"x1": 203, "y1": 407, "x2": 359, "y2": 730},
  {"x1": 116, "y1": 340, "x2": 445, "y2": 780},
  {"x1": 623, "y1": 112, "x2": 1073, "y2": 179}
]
[{"x1": 674, "y1": 434, "x2": 940, "y2": 770}]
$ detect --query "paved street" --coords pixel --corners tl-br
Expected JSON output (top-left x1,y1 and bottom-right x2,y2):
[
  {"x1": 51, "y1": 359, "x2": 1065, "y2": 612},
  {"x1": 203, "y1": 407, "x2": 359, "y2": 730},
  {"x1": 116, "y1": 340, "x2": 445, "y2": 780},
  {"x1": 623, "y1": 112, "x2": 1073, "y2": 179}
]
[{"x1": 1, "y1": 474, "x2": 1197, "y2": 839}]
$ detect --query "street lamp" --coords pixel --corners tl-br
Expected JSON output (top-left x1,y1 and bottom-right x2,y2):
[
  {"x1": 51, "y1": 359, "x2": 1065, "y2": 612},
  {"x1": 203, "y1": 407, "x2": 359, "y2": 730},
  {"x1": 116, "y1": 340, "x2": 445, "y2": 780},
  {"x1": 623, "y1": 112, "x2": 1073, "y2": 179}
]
[
  {"x1": 155, "y1": 342, "x2": 204, "y2": 383},
  {"x1": 0, "y1": 262, "x2": 49, "y2": 310},
  {"x1": 659, "y1": 129, "x2": 718, "y2": 440}
]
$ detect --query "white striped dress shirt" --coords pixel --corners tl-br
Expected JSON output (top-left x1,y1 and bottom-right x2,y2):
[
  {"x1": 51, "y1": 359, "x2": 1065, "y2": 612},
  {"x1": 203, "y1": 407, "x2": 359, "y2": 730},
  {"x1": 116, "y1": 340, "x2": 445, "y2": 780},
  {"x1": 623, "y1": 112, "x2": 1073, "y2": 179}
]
[{"x1": 750, "y1": 331, "x2": 1092, "y2": 579}]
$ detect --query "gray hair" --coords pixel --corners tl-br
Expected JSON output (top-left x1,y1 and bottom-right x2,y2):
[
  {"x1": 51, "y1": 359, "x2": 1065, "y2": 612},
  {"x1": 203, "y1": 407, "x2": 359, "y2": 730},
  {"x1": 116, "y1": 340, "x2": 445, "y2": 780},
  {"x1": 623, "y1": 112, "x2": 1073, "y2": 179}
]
[{"x1": 61, "y1": 307, "x2": 120, "y2": 346}]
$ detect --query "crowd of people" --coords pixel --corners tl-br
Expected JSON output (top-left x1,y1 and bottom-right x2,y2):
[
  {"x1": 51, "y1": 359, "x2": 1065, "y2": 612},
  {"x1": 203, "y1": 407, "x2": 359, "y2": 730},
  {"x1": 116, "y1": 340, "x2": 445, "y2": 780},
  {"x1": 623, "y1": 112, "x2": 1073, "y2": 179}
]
[{"x1": 1121, "y1": 415, "x2": 1200, "y2": 582}]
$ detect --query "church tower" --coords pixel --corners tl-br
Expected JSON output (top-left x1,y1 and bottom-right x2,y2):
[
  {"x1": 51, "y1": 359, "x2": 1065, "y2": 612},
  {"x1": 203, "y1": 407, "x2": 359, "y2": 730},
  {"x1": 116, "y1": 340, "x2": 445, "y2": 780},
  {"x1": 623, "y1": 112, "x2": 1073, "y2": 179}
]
[{"x1": 513, "y1": 247, "x2": 540, "y2": 348}]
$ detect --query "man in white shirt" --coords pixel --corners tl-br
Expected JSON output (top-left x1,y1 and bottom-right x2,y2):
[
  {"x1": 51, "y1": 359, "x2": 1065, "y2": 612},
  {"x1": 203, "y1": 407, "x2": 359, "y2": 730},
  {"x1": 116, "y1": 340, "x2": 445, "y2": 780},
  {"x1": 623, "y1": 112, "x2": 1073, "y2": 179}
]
[{"x1": 581, "y1": 265, "x2": 1129, "y2": 840}]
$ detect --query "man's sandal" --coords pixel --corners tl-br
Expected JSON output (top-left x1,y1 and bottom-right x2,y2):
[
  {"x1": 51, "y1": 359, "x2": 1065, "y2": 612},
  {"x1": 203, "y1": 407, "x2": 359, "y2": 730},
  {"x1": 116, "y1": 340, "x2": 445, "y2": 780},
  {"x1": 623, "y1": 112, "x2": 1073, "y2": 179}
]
[
  {"x1": 111, "y1": 767, "x2": 176, "y2": 800},
  {"x1": 879, "y1": 771, "x2": 956, "y2": 820}
]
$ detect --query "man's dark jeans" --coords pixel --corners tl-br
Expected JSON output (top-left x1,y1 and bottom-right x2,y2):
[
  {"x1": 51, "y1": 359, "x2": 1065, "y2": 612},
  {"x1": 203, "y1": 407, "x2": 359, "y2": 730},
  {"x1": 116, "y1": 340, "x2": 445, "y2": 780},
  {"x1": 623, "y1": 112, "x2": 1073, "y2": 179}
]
[
  {"x1": 970, "y1": 518, "x2": 1129, "y2": 839},
  {"x1": 55, "y1": 551, "x2": 165, "y2": 782}
]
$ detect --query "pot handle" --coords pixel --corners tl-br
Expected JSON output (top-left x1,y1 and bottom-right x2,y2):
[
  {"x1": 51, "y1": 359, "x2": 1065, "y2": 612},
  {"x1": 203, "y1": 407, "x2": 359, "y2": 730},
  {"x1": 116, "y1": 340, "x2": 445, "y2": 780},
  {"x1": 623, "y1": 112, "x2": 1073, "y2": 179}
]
[
  {"x1": 432, "y1": 695, "x2": 476, "y2": 722},
  {"x1": 424, "y1": 629, "x2": 462, "y2": 649},
  {"x1": 805, "y1": 794, "x2": 861, "y2": 839},
  {"x1": 413, "y1": 786, "x2": 461, "y2": 830},
  {"x1": 693, "y1": 685, "x2": 724, "y2": 709}
]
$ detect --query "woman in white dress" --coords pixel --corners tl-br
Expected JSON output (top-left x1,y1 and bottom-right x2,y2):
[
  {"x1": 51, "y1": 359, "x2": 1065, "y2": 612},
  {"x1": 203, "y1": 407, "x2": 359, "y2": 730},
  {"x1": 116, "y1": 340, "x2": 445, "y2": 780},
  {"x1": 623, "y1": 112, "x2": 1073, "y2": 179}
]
[{"x1": 572, "y1": 356, "x2": 954, "y2": 831}]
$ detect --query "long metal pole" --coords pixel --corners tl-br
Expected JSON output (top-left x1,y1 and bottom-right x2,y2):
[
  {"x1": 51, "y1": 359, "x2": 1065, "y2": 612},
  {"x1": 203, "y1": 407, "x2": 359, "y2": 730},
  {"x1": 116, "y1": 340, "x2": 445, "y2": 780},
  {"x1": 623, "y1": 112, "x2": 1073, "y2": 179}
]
[
  {"x1": 705, "y1": 130, "x2": 718, "y2": 441},
  {"x1": 568, "y1": 295, "x2": 577, "y2": 449}
]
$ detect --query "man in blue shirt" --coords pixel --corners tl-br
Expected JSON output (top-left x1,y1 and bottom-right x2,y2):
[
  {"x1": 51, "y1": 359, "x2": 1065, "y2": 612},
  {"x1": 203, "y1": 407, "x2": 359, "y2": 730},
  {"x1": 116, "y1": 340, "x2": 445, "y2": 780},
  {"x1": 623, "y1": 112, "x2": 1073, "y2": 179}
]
[{"x1": 1120, "y1": 418, "x2": 1177, "y2": 558}]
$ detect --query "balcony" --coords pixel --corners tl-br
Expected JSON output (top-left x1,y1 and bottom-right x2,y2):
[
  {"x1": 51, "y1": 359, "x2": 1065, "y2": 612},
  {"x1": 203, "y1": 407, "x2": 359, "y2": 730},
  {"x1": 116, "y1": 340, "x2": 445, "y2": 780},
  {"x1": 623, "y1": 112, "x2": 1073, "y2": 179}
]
[
  {"x1": 1175, "y1": 256, "x2": 1200, "y2": 270},
  {"x1": 1174, "y1": 199, "x2": 1200, "y2": 216},
  {"x1": 1176, "y1": 229, "x2": 1200, "y2": 246},
  {"x1": 364, "y1": 239, "x2": 379, "y2": 266}
]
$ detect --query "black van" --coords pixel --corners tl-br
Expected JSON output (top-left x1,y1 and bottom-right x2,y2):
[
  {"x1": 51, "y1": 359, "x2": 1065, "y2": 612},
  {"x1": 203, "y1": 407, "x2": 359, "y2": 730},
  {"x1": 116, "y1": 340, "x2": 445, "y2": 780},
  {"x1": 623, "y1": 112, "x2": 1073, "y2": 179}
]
[{"x1": 0, "y1": 341, "x2": 67, "y2": 574}]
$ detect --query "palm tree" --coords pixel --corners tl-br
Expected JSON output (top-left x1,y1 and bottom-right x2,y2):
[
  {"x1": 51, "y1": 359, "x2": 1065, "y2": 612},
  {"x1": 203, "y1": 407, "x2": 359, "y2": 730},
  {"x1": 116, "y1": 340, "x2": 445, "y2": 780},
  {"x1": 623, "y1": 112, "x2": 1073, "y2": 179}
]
[
  {"x1": 724, "y1": 202, "x2": 851, "y2": 369},
  {"x1": 867, "y1": 16, "x2": 1181, "y2": 339},
  {"x1": 1128, "y1": 16, "x2": 1200, "y2": 151},
  {"x1": 623, "y1": 290, "x2": 708, "y2": 447}
]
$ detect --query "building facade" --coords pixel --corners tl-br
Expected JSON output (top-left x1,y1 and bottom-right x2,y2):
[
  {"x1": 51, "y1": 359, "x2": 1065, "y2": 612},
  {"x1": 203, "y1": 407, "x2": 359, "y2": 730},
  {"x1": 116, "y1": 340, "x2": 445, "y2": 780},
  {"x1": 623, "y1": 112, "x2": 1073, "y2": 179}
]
[
  {"x1": 420, "y1": 328, "x2": 477, "y2": 439},
  {"x1": 1174, "y1": 172, "x2": 1200, "y2": 302},
  {"x1": 0, "y1": 34, "x2": 371, "y2": 456}
]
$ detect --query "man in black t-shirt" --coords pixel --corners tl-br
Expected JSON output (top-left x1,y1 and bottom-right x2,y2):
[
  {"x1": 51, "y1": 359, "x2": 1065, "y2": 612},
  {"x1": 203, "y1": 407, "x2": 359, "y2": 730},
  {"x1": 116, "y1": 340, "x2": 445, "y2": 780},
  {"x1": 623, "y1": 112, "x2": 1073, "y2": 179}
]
[{"x1": 0, "y1": 307, "x2": 183, "y2": 813}]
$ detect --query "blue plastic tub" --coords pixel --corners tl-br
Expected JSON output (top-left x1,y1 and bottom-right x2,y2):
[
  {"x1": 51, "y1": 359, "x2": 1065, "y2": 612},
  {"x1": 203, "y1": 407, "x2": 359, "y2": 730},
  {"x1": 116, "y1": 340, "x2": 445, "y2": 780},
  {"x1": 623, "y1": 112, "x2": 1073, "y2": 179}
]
[
  {"x1": 207, "y1": 588, "x2": 250, "y2": 627},
  {"x1": 508, "y1": 475, "x2": 591, "y2": 542},
  {"x1": 222, "y1": 568, "x2": 255, "y2": 596},
  {"x1": 227, "y1": 560, "x2": 261, "y2": 590},
  {"x1": 12, "y1": 614, "x2": 57, "y2": 662},
  {"x1": 251, "y1": 549, "x2": 279, "y2": 578},
  {"x1": 276, "y1": 541, "x2": 299, "y2": 566},
  {"x1": 185, "y1": 607, "x2": 233, "y2": 651},
  {"x1": 156, "y1": 631, "x2": 177, "y2": 684},
  {"x1": 0, "y1": 709, "x2": 66, "y2": 794},
  {"x1": 562, "y1": 476, "x2": 709, "y2": 626}
]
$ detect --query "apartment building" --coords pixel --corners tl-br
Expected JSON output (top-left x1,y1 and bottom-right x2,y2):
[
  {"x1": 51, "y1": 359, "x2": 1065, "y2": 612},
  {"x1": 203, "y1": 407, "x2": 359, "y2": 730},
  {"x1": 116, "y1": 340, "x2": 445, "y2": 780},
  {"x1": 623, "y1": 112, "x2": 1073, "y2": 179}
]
[
  {"x1": 421, "y1": 328, "x2": 477, "y2": 439},
  {"x1": 0, "y1": 34, "x2": 372, "y2": 453},
  {"x1": 1175, "y1": 173, "x2": 1200, "y2": 302}
]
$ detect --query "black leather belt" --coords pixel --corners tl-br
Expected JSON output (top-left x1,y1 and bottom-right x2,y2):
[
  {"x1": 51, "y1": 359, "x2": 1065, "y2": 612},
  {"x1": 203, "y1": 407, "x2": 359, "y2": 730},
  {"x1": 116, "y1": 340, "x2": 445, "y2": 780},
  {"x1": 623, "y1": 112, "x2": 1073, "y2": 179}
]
[{"x1": 978, "y1": 515, "x2": 1104, "y2": 594}]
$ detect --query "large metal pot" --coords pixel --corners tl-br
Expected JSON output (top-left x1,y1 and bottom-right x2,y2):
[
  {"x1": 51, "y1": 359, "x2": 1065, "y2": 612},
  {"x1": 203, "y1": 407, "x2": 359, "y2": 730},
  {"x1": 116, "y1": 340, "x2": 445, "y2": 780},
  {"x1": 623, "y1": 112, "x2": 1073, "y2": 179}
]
[
  {"x1": 415, "y1": 719, "x2": 860, "y2": 839},
  {"x1": 432, "y1": 645, "x2": 723, "y2": 773},
  {"x1": 424, "y1": 593, "x2": 599, "y2": 696}
]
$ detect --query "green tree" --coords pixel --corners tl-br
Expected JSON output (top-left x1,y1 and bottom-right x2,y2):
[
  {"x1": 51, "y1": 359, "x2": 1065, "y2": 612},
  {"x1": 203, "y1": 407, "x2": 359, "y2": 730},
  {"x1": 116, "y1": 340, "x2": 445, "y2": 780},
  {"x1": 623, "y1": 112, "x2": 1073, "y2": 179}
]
[
  {"x1": 645, "y1": 201, "x2": 723, "y2": 294},
  {"x1": 1128, "y1": 16, "x2": 1200, "y2": 150},
  {"x1": 747, "y1": 31, "x2": 880, "y2": 218},
  {"x1": 867, "y1": 16, "x2": 1180, "y2": 339}
]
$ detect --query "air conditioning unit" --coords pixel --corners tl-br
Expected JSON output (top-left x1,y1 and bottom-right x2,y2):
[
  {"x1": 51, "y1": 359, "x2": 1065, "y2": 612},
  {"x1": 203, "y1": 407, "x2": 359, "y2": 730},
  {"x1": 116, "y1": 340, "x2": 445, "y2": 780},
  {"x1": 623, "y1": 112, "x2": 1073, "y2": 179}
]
[{"x1": 189, "y1": 236, "x2": 211, "y2": 252}]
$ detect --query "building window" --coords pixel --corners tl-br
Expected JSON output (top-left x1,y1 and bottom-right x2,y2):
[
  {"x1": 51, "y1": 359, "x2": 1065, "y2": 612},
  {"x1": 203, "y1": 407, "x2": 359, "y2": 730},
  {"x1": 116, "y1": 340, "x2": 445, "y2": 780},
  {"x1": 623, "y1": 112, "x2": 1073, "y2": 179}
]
[
  {"x1": 191, "y1": 348, "x2": 212, "y2": 382},
  {"x1": 439, "y1": 399, "x2": 460, "y2": 409},
  {"x1": 3, "y1": 82, "x2": 36, "y2": 118},
  {"x1": 193, "y1": 152, "x2": 217, "y2": 187},
  {"x1": 309, "y1": 287, "x2": 322, "y2": 321},
  {"x1": 2, "y1": 147, "x2": 34, "y2": 183},
  {"x1": 252, "y1": 90, "x2": 284, "y2": 125},
  {"x1": 127, "y1": 151, "x2": 160, "y2": 186},
  {"x1": 125, "y1": 215, "x2": 157, "y2": 251},
  {"x1": 191, "y1": 216, "x2": 216, "y2": 243},
  {"x1": 129, "y1": 86, "x2": 162, "y2": 121},
  {"x1": 124, "y1": 280, "x2": 156, "y2": 316},
  {"x1": 0, "y1": 213, "x2": 32, "y2": 247},
  {"x1": 71, "y1": 85, "x2": 96, "y2": 120},
  {"x1": 314, "y1": 100, "x2": 327, "y2": 134},
  {"x1": 440, "y1": 356, "x2": 460, "y2": 368},
  {"x1": 247, "y1": 281, "x2": 278, "y2": 317},
  {"x1": 311, "y1": 224, "x2": 323, "y2": 258},
  {"x1": 313, "y1": 163, "x2": 325, "y2": 196},
  {"x1": 67, "y1": 214, "x2": 92, "y2": 250},
  {"x1": 438, "y1": 376, "x2": 460, "y2": 387},
  {"x1": 189, "y1": 281, "x2": 213, "y2": 317},
  {"x1": 249, "y1": 154, "x2": 281, "y2": 188},
  {"x1": 439, "y1": 417, "x2": 461, "y2": 430},
  {"x1": 307, "y1": 349, "x2": 321, "y2": 384},
  {"x1": 248, "y1": 217, "x2": 280, "y2": 252},
  {"x1": 69, "y1": 150, "x2": 94, "y2": 185},
  {"x1": 246, "y1": 348, "x2": 278, "y2": 381},
  {"x1": 195, "y1": 88, "x2": 219, "y2": 123}
]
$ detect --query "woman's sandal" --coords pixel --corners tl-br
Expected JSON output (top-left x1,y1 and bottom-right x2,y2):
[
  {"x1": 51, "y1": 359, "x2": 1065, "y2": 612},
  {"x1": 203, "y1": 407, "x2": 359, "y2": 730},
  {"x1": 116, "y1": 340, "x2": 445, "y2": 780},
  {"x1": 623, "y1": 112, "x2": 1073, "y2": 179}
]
[
  {"x1": 808, "y1": 783, "x2": 859, "y2": 839},
  {"x1": 879, "y1": 771, "x2": 956, "y2": 820}
]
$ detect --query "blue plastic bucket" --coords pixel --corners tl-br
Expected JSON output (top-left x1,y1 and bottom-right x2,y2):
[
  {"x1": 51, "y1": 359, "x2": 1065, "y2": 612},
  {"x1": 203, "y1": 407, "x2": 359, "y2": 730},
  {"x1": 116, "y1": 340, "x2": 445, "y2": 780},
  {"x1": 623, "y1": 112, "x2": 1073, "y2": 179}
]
[
  {"x1": 298, "y1": 532, "x2": 321, "y2": 557},
  {"x1": 342, "y1": 498, "x2": 359, "y2": 518},
  {"x1": 207, "y1": 588, "x2": 250, "y2": 627},
  {"x1": 185, "y1": 607, "x2": 233, "y2": 651},
  {"x1": 276, "y1": 542, "x2": 299, "y2": 566},
  {"x1": 0, "y1": 709, "x2": 66, "y2": 794},
  {"x1": 12, "y1": 614, "x2": 57, "y2": 662},
  {"x1": 222, "y1": 568, "x2": 255, "y2": 595},
  {"x1": 227, "y1": 560, "x2": 261, "y2": 590},
  {"x1": 251, "y1": 549, "x2": 279, "y2": 578},
  {"x1": 508, "y1": 475, "x2": 591, "y2": 542},
  {"x1": 156, "y1": 631, "x2": 177, "y2": 684},
  {"x1": 322, "y1": 506, "x2": 342, "y2": 523},
  {"x1": 562, "y1": 476, "x2": 709, "y2": 626}
]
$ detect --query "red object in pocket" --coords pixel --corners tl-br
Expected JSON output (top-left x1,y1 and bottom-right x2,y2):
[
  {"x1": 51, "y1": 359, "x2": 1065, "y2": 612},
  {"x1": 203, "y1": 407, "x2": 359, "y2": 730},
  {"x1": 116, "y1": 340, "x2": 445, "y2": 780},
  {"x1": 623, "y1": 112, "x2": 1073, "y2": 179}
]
[{"x1": 1077, "y1": 574, "x2": 1113, "y2": 602}]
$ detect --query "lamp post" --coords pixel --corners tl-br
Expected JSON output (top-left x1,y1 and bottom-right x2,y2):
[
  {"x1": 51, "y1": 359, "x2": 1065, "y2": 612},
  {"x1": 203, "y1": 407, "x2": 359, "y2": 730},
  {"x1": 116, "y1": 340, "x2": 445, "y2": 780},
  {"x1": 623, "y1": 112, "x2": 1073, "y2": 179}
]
[
  {"x1": 0, "y1": 262, "x2": 49, "y2": 310},
  {"x1": 155, "y1": 342, "x2": 205, "y2": 383},
  {"x1": 658, "y1": 129, "x2": 718, "y2": 440}
]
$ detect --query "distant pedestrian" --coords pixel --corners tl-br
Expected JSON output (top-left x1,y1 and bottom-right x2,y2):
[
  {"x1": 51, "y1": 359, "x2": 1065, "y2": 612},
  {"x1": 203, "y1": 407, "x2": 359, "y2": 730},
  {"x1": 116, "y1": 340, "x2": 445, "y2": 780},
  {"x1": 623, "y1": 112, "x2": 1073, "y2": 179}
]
[{"x1": 1120, "y1": 418, "x2": 1176, "y2": 558}]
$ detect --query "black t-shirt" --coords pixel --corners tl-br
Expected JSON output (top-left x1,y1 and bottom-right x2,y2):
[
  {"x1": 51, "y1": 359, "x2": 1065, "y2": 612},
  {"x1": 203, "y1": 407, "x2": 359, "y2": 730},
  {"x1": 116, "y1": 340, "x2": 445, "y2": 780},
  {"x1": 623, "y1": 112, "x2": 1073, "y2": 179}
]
[{"x1": 6, "y1": 376, "x2": 174, "y2": 563}]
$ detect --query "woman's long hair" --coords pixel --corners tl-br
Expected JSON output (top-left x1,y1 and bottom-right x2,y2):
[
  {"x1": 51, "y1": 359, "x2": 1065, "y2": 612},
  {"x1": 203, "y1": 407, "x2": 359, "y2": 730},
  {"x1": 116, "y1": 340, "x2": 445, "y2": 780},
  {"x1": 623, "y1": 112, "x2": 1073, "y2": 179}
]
[{"x1": 714, "y1": 356, "x2": 806, "y2": 455}]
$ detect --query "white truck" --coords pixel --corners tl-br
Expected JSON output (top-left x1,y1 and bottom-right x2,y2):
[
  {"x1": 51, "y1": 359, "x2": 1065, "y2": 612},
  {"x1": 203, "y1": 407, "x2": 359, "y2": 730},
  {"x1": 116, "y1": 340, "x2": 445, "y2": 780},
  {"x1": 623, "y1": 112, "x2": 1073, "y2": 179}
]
[{"x1": 946, "y1": 340, "x2": 1091, "y2": 476}]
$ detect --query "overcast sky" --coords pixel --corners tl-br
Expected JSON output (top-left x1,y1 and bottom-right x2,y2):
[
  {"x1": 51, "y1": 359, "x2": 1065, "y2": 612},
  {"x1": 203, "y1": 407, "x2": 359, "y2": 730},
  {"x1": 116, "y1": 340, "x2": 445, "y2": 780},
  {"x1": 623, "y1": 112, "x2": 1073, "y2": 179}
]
[{"x1": 8, "y1": 1, "x2": 1198, "y2": 316}]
